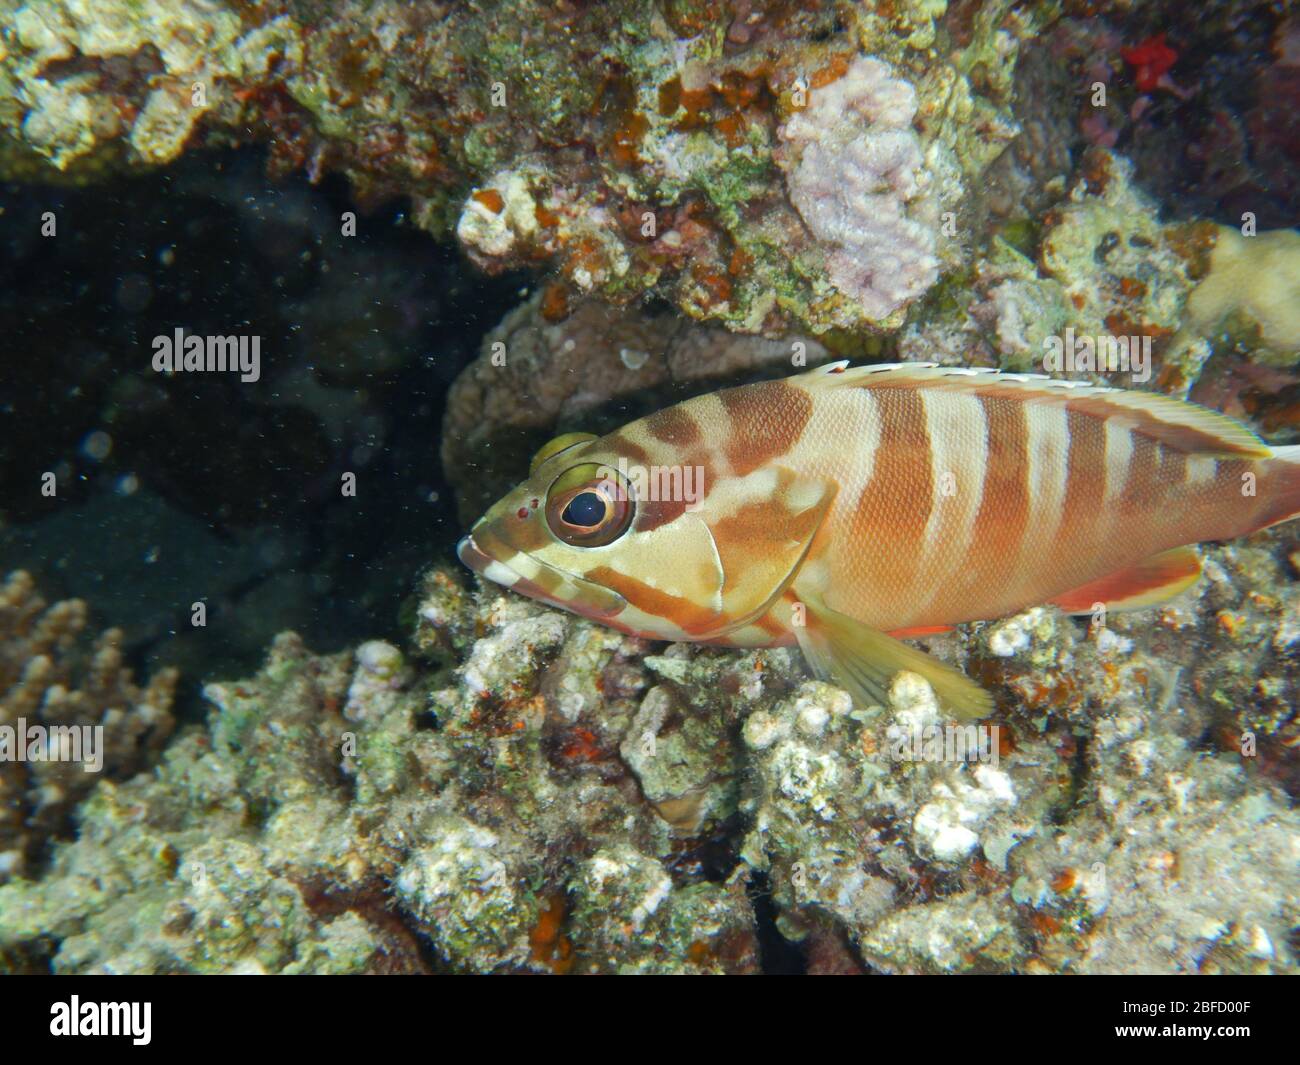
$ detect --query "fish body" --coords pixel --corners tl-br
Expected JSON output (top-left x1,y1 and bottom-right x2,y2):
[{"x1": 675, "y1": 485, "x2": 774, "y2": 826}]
[{"x1": 458, "y1": 362, "x2": 1300, "y2": 716}]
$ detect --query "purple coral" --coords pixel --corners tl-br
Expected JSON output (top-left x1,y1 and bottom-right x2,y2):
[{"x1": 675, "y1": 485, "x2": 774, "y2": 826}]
[{"x1": 779, "y1": 57, "x2": 941, "y2": 323}]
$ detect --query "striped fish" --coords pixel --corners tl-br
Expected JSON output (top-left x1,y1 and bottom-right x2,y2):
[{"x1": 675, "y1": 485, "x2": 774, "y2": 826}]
[{"x1": 458, "y1": 362, "x2": 1300, "y2": 718}]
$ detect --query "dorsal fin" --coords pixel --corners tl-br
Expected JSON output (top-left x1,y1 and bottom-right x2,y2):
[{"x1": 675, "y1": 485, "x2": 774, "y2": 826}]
[{"x1": 807, "y1": 362, "x2": 1270, "y2": 458}]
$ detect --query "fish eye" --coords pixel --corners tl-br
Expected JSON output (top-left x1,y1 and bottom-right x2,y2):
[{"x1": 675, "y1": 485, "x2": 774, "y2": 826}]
[
  {"x1": 545, "y1": 463, "x2": 635, "y2": 547},
  {"x1": 562, "y1": 491, "x2": 607, "y2": 529}
]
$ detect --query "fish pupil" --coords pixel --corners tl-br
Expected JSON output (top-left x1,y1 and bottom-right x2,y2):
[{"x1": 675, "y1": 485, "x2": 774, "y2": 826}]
[{"x1": 563, "y1": 491, "x2": 606, "y2": 528}]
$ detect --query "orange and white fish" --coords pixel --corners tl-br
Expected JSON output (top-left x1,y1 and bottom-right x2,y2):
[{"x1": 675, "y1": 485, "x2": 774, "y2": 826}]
[{"x1": 458, "y1": 362, "x2": 1300, "y2": 718}]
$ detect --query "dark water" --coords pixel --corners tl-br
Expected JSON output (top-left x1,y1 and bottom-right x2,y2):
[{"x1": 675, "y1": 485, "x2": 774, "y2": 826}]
[{"x1": 2, "y1": 150, "x2": 527, "y2": 715}]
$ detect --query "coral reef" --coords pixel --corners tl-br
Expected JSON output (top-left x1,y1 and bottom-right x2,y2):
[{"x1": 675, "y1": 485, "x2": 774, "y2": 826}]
[
  {"x1": 1071, "y1": 6, "x2": 1300, "y2": 229},
  {"x1": 444, "y1": 141, "x2": 1296, "y2": 537},
  {"x1": 0, "y1": 571, "x2": 176, "y2": 883},
  {"x1": 2, "y1": 530, "x2": 1296, "y2": 973},
  {"x1": 897, "y1": 142, "x2": 1300, "y2": 413},
  {"x1": 0, "y1": 580, "x2": 767, "y2": 973},
  {"x1": 1, "y1": 0, "x2": 1297, "y2": 980},
  {"x1": 5, "y1": 0, "x2": 1288, "y2": 350},
  {"x1": 900, "y1": 147, "x2": 1212, "y2": 378},
  {"x1": 9, "y1": 0, "x2": 1289, "y2": 366},
  {"x1": 0, "y1": 0, "x2": 1033, "y2": 335},
  {"x1": 1177, "y1": 226, "x2": 1300, "y2": 370}
]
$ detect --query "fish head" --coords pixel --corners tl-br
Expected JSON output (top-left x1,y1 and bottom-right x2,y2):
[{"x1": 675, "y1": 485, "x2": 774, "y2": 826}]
[{"x1": 457, "y1": 430, "x2": 728, "y2": 640}]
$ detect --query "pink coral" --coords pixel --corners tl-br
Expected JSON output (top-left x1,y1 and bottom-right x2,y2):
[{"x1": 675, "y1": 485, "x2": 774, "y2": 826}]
[{"x1": 778, "y1": 56, "x2": 940, "y2": 323}]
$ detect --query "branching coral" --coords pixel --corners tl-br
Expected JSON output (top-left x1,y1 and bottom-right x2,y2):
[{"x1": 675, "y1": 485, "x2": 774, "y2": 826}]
[{"x1": 0, "y1": 571, "x2": 176, "y2": 882}]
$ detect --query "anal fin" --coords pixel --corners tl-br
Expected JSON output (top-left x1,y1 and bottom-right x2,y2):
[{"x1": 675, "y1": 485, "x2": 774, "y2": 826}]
[
  {"x1": 794, "y1": 599, "x2": 992, "y2": 720},
  {"x1": 1047, "y1": 546, "x2": 1203, "y2": 614},
  {"x1": 886, "y1": 624, "x2": 954, "y2": 639}
]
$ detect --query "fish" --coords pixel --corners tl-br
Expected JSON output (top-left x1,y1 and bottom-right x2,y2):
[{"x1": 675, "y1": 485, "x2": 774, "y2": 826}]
[{"x1": 457, "y1": 361, "x2": 1300, "y2": 718}]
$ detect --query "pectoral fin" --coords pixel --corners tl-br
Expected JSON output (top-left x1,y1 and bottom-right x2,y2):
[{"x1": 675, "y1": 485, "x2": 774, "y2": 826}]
[
  {"x1": 1047, "y1": 546, "x2": 1202, "y2": 614},
  {"x1": 793, "y1": 598, "x2": 993, "y2": 720},
  {"x1": 698, "y1": 468, "x2": 837, "y2": 638}
]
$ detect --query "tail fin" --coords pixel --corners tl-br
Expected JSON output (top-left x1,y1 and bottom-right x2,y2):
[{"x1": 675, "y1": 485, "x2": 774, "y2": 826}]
[{"x1": 1260, "y1": 445, "x2": 1300, "y2": 530}]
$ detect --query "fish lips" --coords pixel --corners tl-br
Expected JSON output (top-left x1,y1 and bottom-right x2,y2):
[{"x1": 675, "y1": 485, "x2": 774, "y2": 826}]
[{"x1": 457, "y1": 532, "x2": 627, "y2": 619}]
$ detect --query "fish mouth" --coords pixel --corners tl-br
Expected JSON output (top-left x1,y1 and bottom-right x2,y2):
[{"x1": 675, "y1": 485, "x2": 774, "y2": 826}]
[
  {"x1": 457, "y1": 531, "x2": 626, "y2": 619},
  {"x1": 457, "y1": 534, "x2": 524, "y2": 588}
]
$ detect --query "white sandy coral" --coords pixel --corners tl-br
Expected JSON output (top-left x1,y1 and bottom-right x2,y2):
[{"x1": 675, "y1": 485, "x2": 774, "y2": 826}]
[
  {"x1": 913, "y1": 764, "x2": 1018, "y2": 862},
  {"x1": 779, "y1": 56, "x2": 941, "y2": 323},
  {"x1": 456, "y1": 170, "x2": 539, "y2": 260},
  {"x1": 395, "y1": 817, "x2": 529, "y2": 965}
]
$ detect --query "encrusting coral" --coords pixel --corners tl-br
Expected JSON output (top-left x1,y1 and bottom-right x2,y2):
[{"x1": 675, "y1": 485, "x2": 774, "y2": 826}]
[{"x1": 776, "y1": 54, "x2": 950, "y2": 330}]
